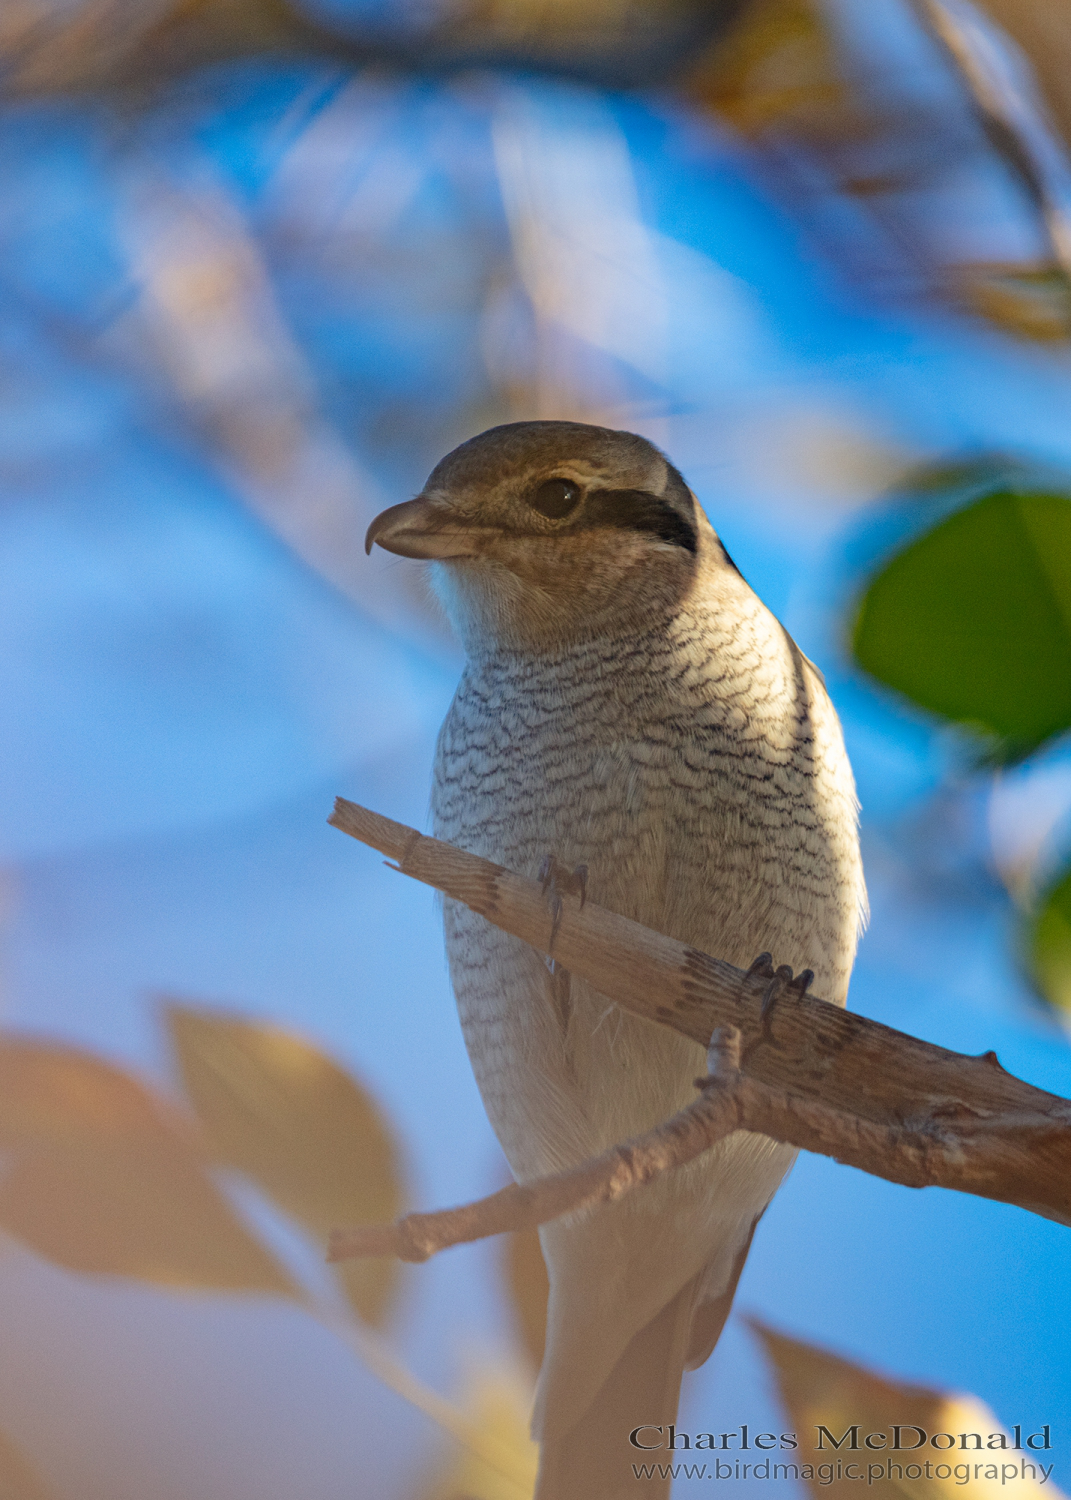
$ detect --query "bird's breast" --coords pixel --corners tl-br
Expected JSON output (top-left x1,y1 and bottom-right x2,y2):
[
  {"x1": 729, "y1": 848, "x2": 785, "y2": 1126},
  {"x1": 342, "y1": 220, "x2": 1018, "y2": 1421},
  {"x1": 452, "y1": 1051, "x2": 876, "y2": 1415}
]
[{"x1": 430, "y1": 606, "x2": 864, "y2": 1175}]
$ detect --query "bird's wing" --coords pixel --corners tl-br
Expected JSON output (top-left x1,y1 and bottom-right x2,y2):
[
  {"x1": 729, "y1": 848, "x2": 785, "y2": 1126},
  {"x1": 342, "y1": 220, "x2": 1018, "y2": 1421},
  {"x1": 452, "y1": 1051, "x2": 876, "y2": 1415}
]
[{"x1": 684, "y1": 1207, "x2": 763, "y2": 1369}]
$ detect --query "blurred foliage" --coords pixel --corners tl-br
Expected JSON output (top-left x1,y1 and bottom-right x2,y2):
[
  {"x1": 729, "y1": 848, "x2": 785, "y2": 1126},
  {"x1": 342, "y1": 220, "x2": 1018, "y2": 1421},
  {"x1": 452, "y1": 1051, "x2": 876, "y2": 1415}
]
[
  {"x1": 0, "y1": 1006, "x2": 413, "y2": 1317},
  {"x1": 961, "y1": 265, "x2": 1071, "y2": 344},
  {"x1": 167, "y1": 1004, "x2": 405, "y2": 1325},
  {"x1": 753, "y1": 1320, "x2": 1064, "y2": 1499},
  {"x1": 965, "y1": 0, "x2": 1071, "y2": 176},
  {"x1": 408, "y1": 1366, "x2": 538, "y2": 1500},
  {"x1": 691, "y1": 0, "x2": 1071, "y2": 340},
  {"x1": 0, "y1": 1039, "x2": 294, "y2": 1292},
  {"x1": 852, "y1": 469, "x2": 1071, "y2": 1019},
  {"x1": 1028, "y1": 867, "x2": 1071, "y2": 1023},
  {"x1": 0, "y1": 0, "x2": 739, "y2": 95},
  {"x1": 853, "y1": 488, "x2": 1071, "y2": 761},
  {"x1": 0, "y1": 1428, "x2": 57, "y2": 1500},
  {"x1": 0, "y1": 1003, "x2": 543, "y2": 1493},
  {"x1": 3, "y1": 0, "x2": 1071, "y2": 342},
  {"x1": 686, "y1": 0, "x2": 843, "y2": 136}
]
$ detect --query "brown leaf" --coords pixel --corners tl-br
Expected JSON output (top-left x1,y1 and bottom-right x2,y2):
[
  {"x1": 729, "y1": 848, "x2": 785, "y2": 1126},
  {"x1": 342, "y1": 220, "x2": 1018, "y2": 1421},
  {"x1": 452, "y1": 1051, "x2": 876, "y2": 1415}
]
[
  {"x1": 753, "y1": 1321, "x2": 1063, "y2": 1498},
  {"x1": 0, "y1": 1039, "x2": 294, "y2": 1295},
  {"x1": 0, "y1": 1427, "x2": 57, "y2": 1500},
  {"x1": 0, "y1": 1040, "x2": 190, "y2": 1150},
  {"x1": 503, "y1": 1229, "x2": 548, "y2": 1372},
  {"x1": 166, "y1": 1005, "x2": 405, "y2": 1325}
]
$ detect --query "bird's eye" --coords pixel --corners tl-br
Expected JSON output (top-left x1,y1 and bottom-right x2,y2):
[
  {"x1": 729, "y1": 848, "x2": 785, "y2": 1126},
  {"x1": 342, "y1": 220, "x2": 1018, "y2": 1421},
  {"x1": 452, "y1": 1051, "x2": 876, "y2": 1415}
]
[{"x1": 529, "y1": 477, "x2": 582, "y2": 520}]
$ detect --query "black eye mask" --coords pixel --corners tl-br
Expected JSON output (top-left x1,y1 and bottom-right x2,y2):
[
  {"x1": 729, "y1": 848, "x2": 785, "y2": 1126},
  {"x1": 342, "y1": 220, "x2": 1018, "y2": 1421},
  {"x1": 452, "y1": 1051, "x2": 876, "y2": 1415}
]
[{"x1": 578, "y1": 488, "x2": 698, "y2": 554}]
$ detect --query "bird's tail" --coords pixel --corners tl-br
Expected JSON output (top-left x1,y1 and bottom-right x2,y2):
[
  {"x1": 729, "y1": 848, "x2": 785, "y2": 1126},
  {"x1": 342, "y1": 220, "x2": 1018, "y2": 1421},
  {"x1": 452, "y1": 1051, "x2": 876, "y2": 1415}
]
[{"x1": 533, "y1": 1272, "x2": 700, "y2": 1500}]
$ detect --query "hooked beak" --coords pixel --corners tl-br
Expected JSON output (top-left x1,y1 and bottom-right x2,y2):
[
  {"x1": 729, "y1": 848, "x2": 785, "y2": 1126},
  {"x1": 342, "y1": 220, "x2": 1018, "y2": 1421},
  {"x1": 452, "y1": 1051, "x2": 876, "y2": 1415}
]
[{"x1": 364, "y1": 497, "x2": 492, "y2": 560}]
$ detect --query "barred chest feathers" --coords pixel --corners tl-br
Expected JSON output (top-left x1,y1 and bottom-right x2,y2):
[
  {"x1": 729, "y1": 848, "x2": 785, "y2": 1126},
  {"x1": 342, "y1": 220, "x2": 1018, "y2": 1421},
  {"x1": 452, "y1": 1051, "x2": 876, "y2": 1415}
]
[{"x1": 431, "y1": 575, "x2": 864, "y2": 1181}]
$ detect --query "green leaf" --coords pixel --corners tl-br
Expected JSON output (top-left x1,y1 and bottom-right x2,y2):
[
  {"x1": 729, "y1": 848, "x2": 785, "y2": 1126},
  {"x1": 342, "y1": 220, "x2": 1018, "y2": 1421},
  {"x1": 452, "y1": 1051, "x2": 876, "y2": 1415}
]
[
  {"x1": 165, "y1": 1006, "x2": 405, "y2": 1326},
  {"x1": 0, "y1": 1426, "x2": 57, "y2": 1500},
  {"x1": 853, "y1": 489, "x2": 1071, "y2": 759},
  {"x1": 1027, "y1": 864, "x2": 1071, "y2": 1018},
  {"x1": 0, "y1": 1040, "x2": 295, "y2": 1296}
]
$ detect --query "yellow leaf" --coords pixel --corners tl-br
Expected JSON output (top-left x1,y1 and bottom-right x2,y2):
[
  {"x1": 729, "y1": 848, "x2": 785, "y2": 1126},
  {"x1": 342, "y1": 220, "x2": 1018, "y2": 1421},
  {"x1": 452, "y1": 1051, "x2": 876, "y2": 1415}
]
[
  {"x1": 503, "y1": 1228, "x2": 548, "y2": 1372},
  {"x1": 166, "y1": 1005, "x2": 405, "y2": 1326},
  {"x1": 753, "y1": 1321, "x2": 1064, "y2": 1499},
  {"x1": 0, "y1": 1041, "x2": 172, "y2": 1149},
  {"x1": 409, "y1": 1364, "x2": 538, "y2": 1500},
  {"x1": 0, "y1": 1426, "x2": 56, "y2": 1500},
  {"x1": 0, "y1": 1039, "x2": 294, "y2": 1296}
]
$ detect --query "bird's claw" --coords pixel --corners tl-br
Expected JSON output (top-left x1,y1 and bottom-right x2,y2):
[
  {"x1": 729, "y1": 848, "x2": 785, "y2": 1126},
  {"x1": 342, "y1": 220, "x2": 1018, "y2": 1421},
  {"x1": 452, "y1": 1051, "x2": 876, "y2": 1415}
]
[
  {"x1": 790, "y1": 968, "x2": 814, "y2": 999},
  {"x1": 538, "y1": 856, "x2": 589, "y2": 959},
  {"x1": 748, "y1": 955, "x2": 815, "y2": 1045},
  {"x1": 760, "y1": 965, "x2": 794, "y2": 1038}
]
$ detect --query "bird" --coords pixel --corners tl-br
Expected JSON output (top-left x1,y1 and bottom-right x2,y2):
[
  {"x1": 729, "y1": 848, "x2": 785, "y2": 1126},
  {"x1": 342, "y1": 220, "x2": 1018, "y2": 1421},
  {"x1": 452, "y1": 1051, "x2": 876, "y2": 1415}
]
[{"x1": 365, "y1": 420, "x2": 866, "y2": 1500}]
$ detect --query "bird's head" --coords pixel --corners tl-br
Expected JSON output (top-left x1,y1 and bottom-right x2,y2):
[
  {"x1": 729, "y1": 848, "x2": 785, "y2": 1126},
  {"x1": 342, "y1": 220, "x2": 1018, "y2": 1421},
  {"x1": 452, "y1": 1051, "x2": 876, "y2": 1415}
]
[{"x1": 365, "y1": 420, "x2": 730, "y2": 652}]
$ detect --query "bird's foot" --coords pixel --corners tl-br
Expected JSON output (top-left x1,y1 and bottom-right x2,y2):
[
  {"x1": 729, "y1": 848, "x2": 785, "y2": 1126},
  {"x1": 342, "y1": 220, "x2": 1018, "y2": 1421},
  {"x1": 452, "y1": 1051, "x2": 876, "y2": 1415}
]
[
  {"x1": 537, "y1": 855, "x2": 589, "y2": 960},
  {"x1": 747, "y1": 951, "x2": 775, "y2": 981},
  {"x1": 745, "y1": 954, "x2": 814, "y2": 1048}
]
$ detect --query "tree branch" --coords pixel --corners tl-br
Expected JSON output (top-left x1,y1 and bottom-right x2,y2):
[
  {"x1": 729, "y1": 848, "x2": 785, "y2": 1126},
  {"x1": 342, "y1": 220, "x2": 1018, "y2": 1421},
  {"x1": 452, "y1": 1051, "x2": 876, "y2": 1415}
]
[{"x1": 328, "y1": 797, "x2": 1071, "y2": 1245}]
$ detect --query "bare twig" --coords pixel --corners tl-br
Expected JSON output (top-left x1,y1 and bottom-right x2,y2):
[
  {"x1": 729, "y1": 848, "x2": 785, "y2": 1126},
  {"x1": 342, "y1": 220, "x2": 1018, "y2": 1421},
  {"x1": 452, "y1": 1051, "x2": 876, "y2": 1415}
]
[
  {"x1": 329, "y1": 1027, "x2": 745, "y2": 1263},
  {"x1": 328, "y1": 798, "x2": 1071, "y2": 1233}
]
